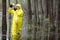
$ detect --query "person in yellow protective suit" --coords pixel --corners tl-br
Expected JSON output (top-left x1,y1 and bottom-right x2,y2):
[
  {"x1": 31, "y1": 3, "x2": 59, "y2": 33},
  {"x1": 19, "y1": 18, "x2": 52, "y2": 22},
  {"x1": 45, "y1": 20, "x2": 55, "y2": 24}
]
[{"x1": 8, "y1": 4, "x2": 24, "y2": 40}]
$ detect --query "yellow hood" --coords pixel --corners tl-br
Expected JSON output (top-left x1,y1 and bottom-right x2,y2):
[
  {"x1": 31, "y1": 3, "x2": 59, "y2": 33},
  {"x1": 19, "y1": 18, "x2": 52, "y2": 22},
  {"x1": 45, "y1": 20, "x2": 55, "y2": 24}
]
[{"x1": 16, "y1": 4, "x2": 22, "y2": 9}]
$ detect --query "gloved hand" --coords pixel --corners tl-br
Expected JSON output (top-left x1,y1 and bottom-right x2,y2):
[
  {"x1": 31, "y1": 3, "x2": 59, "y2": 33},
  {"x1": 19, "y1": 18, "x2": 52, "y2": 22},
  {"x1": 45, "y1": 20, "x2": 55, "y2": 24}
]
[
  {"x1": 14, "y1": 7, "x2": 17, "y2": 11},
  {"x1": 10, "y1": 3, "x2": 15, "y2": 8}
]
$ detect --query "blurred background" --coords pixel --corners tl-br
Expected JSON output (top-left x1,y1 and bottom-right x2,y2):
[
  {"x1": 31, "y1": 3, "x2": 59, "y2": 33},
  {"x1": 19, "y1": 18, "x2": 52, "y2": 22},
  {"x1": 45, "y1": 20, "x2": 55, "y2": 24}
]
[{"x1": 0, "y1": 0, "x2": 60, "y2": 40}]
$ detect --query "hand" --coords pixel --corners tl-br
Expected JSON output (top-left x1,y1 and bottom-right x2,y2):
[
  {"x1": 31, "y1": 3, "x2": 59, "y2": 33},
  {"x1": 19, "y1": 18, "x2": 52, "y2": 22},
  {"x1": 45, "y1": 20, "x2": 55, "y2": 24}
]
[{"x1": 14, "y1": 7, "x2": 17, "y2": 11}]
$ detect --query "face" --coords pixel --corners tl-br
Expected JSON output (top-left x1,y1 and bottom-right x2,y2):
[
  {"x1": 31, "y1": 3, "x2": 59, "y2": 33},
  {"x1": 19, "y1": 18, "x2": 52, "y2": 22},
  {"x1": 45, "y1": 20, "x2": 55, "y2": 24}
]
[{"x1": 16, "y1": 6, "x2": 20, "y2": 9}]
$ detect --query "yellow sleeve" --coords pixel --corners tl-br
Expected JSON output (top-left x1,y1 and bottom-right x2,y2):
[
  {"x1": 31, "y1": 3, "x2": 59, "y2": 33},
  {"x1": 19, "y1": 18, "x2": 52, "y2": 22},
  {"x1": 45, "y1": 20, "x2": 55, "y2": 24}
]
[
  {"x1": 17, "y1": 9, "x2": 24, "y2": 16},
  {"x1": 8, "y1": 7, "x2": 14, "y2": 14}
]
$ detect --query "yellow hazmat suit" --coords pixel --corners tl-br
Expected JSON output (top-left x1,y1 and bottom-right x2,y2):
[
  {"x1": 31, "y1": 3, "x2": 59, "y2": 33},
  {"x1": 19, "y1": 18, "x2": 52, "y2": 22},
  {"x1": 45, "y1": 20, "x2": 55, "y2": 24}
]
[{"x1": 8, "y1": 4, "x2": 24, "y2": 40}]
